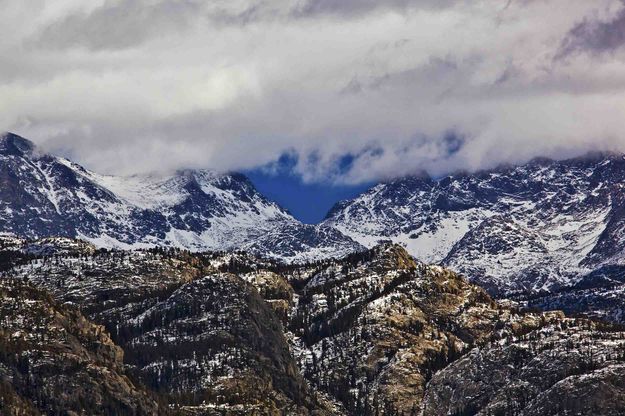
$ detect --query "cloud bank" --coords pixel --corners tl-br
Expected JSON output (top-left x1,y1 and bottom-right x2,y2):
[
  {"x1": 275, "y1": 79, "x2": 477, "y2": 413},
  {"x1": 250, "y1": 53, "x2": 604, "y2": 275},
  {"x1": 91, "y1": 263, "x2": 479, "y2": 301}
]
[{"x1": 2, "y1": 0, "x2": 625, "y2": 183}]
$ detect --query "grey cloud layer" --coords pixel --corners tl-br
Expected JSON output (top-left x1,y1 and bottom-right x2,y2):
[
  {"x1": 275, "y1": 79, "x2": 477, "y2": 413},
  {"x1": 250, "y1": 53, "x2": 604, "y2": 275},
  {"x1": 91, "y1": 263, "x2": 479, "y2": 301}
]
[
  {"x1": 35, "y1": 0, "x2": 202, "y2": 51},
  {"x1": 559, "y1": 4, "x2": 625, "y2": 56},
  {"x1": 3, "y1": 0, "x2": 625, "y2": 183},
  {"x1": 32, "y1": 0, "x2": 458, "y2": 51}
]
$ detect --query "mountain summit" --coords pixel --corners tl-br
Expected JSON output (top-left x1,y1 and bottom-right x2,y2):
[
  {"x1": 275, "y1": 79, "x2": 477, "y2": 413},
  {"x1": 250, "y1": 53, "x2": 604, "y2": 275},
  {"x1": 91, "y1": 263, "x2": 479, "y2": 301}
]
[
  {"x1": 322, "y1": 153, "x2": 625, "y2": 297},
  {"x1": 0, "y1": 133, "x2": 362, "y2": 262}
]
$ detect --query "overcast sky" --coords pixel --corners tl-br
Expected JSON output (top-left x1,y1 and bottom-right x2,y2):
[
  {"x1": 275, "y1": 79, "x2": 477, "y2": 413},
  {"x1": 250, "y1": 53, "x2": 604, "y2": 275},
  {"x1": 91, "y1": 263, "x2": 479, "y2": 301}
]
[{"x1": 3, "y1": 0, "x2": 625, "y2": 183}]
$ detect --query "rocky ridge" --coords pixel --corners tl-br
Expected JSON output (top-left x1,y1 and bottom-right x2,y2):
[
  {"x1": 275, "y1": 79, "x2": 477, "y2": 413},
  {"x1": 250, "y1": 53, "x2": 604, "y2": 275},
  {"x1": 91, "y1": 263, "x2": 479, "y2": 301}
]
[
  {"x1": 322, "y1": 153, "x2": 625, "y2": 324},
  {"x1": 2, "y1": 238, "x2": 624, "y2": 415},
  {"x1": 0, "y1": 279, "x2": 162, "y2": 415},
  {"x1": 422, "y1": 319, "x2": 625, "y2": 416}
]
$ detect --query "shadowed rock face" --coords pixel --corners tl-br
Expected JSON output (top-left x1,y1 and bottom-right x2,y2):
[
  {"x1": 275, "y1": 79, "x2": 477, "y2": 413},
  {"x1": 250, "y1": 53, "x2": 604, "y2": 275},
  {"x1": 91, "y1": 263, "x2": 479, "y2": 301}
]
[
  {"x1": 422, "y1": 320, "x2": 625, "y2": 416},
  {"x1": 0, "y1": 280, "x2": 162, "y2": 415},
  {"x1": 114, "y1": 273, "x2": 316, "y2": 413},
  {"x1": 0, "y1": 133, "x2": 35, "y2": 156}
]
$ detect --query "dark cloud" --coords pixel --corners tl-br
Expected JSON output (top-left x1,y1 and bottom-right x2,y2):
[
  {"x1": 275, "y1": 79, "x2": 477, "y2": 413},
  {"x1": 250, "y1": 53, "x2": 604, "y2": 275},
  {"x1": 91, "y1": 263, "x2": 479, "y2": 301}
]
[
  {"x1": 558, "y1": 5, "x2": 625, "y2": 57},
  {"x1": 291, "y1": 0, "x2": 458, "y2": 18}
]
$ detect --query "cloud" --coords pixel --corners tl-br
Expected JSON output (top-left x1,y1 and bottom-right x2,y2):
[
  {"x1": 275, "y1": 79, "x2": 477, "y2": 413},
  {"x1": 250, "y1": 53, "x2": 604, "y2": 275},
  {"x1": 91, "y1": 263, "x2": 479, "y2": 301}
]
[
  {"x1": 33, "y1": 1, "x2": 199, "y2": 51},
  {"x1": 290, "y1": 0, "x2": 458, "y2": 18},
  {"x1": 558, "y1": 1, "x2": 625, "y2": 57},
  {"x1": 30, "y1": 0, "x2": 462, "y2": 52},
  {"x1": 3, "y1": 0, "x2": 625, "y2": 183}
]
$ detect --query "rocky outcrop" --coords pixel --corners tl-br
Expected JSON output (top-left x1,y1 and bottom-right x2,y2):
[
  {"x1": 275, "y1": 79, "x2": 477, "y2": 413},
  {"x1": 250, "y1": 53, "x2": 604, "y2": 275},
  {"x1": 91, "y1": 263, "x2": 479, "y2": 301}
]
[
  {"x1": 0, "y1": 280, "x2": 161, "y2": 415},
  {"x1": 283, "y1": 244, "x2": 561, "y2": 415},
  {"x1": 422, "y1": 319, "x2": 625, "y2": 416}
]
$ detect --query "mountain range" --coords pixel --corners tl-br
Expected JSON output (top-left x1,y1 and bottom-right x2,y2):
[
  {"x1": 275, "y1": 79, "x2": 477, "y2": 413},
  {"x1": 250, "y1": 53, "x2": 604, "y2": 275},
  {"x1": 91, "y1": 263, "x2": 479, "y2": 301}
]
[
  {"x1": 3, "y1": 132, "x2": 625, "y2": 305},
  {"x1": 3, "y1": 132, "x2": 625, "y2": 414},
  {"x1": 0, "y1": 132, "x2": 362, "y2": 263},
  {"x1": 324, "y1": 152, "x2": 625, "y2": 295}
]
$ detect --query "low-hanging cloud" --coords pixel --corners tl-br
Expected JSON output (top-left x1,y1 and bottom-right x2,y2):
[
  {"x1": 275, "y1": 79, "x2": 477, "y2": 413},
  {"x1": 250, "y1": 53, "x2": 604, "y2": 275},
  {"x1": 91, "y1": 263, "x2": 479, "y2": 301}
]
[{"x1": 3, "y1": 0, "x2": 625, "y2": 184}]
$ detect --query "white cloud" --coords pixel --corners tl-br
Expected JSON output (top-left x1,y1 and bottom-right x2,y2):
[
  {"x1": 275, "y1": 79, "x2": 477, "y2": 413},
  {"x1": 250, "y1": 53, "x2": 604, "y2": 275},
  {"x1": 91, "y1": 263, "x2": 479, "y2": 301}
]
[{"x1": 2, "y1": 0, "x2": 625, "y2": 182}]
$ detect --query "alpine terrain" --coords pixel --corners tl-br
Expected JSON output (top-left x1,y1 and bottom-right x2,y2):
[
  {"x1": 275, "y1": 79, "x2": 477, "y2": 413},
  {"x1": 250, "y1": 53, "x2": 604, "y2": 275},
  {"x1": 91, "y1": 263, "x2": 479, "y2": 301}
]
[
  {"x1": 2, "y1": 132, "x2": 625, "y2": 415},
  {"x1": 0, "y1": 132, "x2": 361, "y2": 263},
  {"x1": 4, "y1": 0, "x2": 625, "y2": 414},
  {"x1": 1, "y1": 237, "x2": 624, "y2": 415},
  {"x1": 323, "y1": 153, "x2": 625, "y2": 323}
]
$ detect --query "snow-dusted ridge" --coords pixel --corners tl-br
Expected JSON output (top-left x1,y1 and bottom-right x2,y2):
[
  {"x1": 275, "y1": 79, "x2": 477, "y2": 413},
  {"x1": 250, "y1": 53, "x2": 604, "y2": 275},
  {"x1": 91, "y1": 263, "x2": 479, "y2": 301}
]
[
  {"x1": 0, "y1": 132, "x2": 363, "y2": 262},
  {"x1": 4, "y1": 131, "x2": 625, "y2": 298},
  {"x1": 322, "y1": 151, "x2": 625, "y2": 295}
]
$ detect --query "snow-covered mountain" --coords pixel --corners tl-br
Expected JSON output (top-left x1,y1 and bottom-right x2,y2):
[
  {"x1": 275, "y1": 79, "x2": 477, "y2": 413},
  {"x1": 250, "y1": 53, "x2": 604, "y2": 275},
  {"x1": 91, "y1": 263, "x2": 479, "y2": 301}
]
[
  {"x1": 323, "y1": 153, "x2": 625, "y2": 295},
  {"x1": 0, "y1": 132, "x2": 362, "y2": 262},
  {"x1": 3, "y1": 132, "x2": 625, "y2": 414},
  {"x1": 5, "y1": 130, "x2": 625, "y2": 300}
]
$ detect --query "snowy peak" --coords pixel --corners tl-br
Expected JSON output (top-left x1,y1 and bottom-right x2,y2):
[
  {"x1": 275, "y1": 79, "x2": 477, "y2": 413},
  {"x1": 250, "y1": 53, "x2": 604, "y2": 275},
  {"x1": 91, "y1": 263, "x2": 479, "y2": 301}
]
[
  {"x1": 0, "y1": 134, "x2": 362, "y2": 261},
  {"x1": 323, "y1": 152, "x2": 625, "y2": 296}
]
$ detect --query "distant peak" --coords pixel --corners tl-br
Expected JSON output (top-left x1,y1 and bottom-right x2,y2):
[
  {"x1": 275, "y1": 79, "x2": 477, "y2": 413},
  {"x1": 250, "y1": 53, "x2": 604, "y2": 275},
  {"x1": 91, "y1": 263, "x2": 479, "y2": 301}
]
[{"x1": 0, "y1": 132, "x2": 35, "y2": 156}]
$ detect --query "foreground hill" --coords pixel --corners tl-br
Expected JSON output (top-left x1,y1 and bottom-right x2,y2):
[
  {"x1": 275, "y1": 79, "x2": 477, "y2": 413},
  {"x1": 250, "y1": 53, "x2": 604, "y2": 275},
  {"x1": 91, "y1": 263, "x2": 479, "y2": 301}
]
[
  {"x1": 0, "y1": 237, "x2": 325, "y2": 414},
  {"x1": 422, "y1": 319, "x2": 625, "y2": 416},
  {"x1": 2, "y1": 238, "x2": 624, "y2": 415}
]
